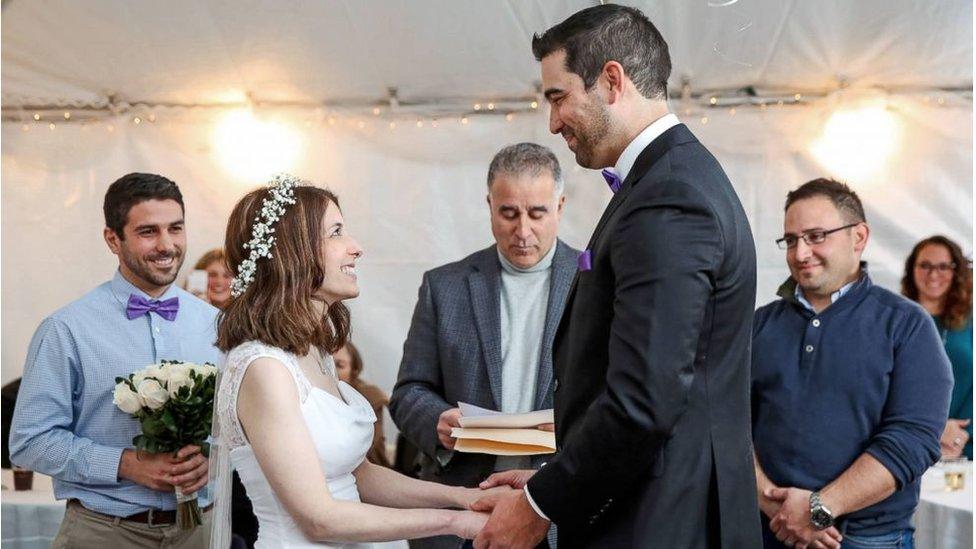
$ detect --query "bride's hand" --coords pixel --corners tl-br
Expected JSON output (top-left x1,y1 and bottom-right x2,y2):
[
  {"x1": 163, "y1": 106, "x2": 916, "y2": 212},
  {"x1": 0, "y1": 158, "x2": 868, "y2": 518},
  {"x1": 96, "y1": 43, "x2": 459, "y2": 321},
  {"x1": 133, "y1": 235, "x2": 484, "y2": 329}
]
[
  {"x1": 455, "y1": 485, "x2": 517, "y2": 509},
  {"x1": 451, "y1": 510, "x2": 489, "y2": 539},
  {"x1": 479, "y1": 468, "x2": 537, "y2": 490}
]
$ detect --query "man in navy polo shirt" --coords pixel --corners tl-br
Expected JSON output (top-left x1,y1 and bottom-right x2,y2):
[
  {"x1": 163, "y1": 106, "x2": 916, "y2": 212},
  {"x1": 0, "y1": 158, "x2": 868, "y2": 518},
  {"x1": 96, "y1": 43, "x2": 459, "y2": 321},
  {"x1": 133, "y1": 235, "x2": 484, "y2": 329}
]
[{"x1": 751, "y1": 178, "x2": 952, "y2": 549}]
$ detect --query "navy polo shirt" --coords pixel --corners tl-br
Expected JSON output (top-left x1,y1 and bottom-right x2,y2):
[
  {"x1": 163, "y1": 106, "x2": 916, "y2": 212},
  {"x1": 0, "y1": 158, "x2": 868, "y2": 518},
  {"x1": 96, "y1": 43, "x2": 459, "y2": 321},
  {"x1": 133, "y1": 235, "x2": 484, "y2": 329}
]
[{"x1": 751, "y1": 269, "x2": 952, "y2": 536}]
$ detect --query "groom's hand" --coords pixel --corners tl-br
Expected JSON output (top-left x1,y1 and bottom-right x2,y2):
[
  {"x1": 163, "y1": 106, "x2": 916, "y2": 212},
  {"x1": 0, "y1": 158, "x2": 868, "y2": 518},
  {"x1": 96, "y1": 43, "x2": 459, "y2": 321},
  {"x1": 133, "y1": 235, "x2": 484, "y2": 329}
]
[
  {"x1": 473, "y1": 491, "x2": 549, "y2": 549},
  {"x1": 479, "y1": 469, "x2": 537, "y2": 490}
]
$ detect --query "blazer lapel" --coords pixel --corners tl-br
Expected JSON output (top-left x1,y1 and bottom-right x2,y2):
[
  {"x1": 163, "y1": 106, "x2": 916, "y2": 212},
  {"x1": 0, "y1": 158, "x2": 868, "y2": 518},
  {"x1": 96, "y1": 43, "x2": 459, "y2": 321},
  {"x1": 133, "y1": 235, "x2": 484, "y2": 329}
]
[
  {"x1": 468, "y1": 250, "x2": 504, "y2": 409},
  {"x1": 535, "y1": 240, "x2": 575, "y2": 409},
  {"x1": 556, "y1": 124, "x2": 698, "y2": 342}
]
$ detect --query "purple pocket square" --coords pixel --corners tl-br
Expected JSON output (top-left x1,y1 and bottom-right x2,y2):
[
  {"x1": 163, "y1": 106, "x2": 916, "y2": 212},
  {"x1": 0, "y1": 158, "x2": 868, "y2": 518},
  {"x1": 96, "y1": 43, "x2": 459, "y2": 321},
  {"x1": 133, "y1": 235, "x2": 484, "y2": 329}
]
[{"x1": 578, "y1": 250, "x2": 593, "y2": 271}]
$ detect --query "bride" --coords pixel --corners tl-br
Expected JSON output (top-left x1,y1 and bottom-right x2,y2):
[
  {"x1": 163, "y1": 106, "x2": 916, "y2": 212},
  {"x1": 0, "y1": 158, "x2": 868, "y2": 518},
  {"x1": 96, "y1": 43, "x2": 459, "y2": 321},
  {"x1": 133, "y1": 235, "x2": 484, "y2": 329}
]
[{"x1": 210, "y1": 175, "x2": 499, "y2": 547}]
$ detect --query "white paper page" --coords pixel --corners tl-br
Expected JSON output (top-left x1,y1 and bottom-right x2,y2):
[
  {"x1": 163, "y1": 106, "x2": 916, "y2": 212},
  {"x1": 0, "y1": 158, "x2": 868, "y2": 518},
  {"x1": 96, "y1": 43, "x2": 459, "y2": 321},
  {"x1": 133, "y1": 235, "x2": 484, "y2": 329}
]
[{"x1": 457, "y1": 401, "x2": 554, "y2": 428}]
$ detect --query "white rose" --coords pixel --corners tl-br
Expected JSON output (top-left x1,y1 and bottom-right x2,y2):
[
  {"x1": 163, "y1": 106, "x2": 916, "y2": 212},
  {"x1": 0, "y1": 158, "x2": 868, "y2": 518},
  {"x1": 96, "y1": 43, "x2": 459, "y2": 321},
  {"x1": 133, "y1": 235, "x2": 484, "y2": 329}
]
[
  {"x1": 133, "y1": 365, "x2": 167, "y2": 388},
  {"x1": 113, "y1": 382, "x2": 143, "y2": 414},
  {"x1": 166, "y1": 364, "x2": 195, "y2": 398},
  {"x1": 136, "y1": 379, "x2": 169, "y2": 410},
  {"x1": 195, "y1": 363, "x2": 219, "y2": 379}
]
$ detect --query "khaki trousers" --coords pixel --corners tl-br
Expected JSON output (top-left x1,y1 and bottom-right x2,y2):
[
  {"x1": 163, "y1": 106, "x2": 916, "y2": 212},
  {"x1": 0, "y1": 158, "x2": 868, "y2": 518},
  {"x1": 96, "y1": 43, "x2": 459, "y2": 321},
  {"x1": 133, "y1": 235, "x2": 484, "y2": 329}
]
[{"x1": 53, "y1": 500, "x2": 212, "y2": 549}]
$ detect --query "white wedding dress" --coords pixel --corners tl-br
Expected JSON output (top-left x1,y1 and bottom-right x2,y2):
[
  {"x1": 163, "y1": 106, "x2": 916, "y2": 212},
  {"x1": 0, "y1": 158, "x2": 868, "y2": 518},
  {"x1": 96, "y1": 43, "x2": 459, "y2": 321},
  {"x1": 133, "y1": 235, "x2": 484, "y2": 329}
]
[{"x1": 217, "y1": 340, "x2": 378, "y2": 548}]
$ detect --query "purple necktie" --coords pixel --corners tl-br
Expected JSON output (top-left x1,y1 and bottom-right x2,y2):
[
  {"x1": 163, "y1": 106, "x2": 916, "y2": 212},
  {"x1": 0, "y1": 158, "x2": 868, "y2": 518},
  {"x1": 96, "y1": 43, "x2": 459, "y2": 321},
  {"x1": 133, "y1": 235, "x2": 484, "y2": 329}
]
[
  {"x1": 126, "y1": 295, "x2": 179, "y2": 321},
  {"x1": 602, "y1": 169, "x2": 623, "y2": 194}
]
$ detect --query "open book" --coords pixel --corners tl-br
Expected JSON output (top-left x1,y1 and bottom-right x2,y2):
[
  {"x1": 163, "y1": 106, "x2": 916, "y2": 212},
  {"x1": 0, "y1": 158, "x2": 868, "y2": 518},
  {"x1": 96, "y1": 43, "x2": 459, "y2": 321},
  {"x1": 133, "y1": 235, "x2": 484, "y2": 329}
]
[{"x1": 450, "y1": 402, "x2": 556, "y2": 456}]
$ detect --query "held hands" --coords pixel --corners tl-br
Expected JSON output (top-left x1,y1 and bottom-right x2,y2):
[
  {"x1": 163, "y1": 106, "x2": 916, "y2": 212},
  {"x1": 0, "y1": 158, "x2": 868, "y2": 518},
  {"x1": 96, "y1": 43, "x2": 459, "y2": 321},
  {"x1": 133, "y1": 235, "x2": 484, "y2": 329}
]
[
  {"x1": 118, "y1": 444, "x2": 209, "y2": 494},
  {"x1": 437, "y1": 407, "x2": 463, "y2": 450},
  {"x1": 452, "y1": 509, "x2": 491, "y2": 540},
  {"x1": 765, "y1": 488, "x2": 842, "y2": 549},
  {"x1": 471, "y1": 490, "x2": 549, "y2": 549},
  {"x1": 941, "y1": 419, "x2": 971, "y2": 458},
  {"x1": 466, "y1": 470, "x2": 545, "y2": 547}
]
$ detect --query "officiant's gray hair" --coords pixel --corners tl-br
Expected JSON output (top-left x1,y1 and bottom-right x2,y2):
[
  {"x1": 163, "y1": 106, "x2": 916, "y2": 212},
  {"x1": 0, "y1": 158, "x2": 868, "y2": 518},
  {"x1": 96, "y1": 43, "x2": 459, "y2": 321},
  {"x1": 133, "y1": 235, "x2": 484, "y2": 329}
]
[{"x1": 487, "y1": 142, "x2": 564, "y2": 198}]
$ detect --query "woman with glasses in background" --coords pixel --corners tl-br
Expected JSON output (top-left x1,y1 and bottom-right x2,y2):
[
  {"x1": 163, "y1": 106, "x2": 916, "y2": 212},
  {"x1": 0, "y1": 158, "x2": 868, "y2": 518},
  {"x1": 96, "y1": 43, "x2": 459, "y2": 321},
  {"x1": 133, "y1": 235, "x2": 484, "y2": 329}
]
[{"x1": 902, "y1": 235, "x2": 973, "y2": 459}]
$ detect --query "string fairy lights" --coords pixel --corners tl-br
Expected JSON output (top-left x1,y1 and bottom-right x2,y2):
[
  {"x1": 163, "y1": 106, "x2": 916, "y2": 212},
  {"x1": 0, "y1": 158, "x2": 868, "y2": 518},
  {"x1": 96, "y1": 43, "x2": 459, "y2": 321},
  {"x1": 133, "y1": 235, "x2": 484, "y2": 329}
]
[{"x1": 2, "y1": 82, "x2": 968, "y2": 137}]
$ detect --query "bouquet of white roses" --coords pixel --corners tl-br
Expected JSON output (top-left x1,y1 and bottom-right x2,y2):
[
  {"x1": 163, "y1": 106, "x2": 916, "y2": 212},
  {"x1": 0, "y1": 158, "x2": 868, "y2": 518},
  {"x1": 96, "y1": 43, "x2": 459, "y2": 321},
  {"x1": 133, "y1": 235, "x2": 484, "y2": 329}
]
[{"x1": 113, "y1": 359, "x2": 218, "y2": 530}]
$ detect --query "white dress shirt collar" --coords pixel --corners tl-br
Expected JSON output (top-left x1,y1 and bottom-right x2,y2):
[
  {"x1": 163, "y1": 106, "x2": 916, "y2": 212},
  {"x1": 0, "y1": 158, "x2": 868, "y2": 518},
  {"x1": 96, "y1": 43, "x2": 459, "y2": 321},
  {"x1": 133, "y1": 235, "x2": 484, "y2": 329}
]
[{"x1": 611, "y1": 112, "x2": 680, "y2": 182}]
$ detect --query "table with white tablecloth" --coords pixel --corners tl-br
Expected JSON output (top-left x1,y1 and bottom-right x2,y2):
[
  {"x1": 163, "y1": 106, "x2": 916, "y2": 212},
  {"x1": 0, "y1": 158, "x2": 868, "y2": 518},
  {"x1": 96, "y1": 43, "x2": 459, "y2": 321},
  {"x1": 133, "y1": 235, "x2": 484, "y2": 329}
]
[
  {"x1": 1, "y1": 470, "x2": 64, "y2": 549},
  {"x1": 913, "y1": 463, "x2": 973, "y2": 549}
]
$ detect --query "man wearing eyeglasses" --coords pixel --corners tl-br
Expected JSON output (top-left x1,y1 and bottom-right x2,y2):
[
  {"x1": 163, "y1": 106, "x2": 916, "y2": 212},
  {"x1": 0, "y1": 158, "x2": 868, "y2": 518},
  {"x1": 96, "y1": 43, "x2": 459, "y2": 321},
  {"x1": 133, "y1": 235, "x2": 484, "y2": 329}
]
[{"x1": 750, "y1": 178, "x2": 952, "y2": 549}]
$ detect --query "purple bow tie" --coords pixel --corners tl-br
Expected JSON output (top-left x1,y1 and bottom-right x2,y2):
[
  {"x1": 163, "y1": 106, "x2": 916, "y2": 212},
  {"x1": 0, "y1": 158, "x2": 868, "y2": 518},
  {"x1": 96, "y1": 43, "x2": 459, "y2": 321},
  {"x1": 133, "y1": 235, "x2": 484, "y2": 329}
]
[
  {"x1": 602, "y1": 169, "x2": 622, "y2": 194},
  {"x1": 126, "y1": 295, "x2": 179, "y2": 321}
]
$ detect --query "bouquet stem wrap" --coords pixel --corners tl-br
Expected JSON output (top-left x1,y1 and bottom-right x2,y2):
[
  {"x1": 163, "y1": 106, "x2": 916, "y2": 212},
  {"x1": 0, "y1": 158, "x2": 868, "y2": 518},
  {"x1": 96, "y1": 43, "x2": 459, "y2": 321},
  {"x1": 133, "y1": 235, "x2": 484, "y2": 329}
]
[{"x1": 174, "y1": 485, "x2": 203, "y2": 530}]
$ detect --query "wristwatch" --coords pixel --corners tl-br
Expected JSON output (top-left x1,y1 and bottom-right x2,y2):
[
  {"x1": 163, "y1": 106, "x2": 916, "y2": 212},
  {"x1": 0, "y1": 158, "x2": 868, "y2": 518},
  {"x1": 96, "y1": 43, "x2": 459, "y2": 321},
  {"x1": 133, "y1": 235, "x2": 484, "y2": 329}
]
[{"x1": 809, "y1": 491, "x2": 835, "y2": 530}]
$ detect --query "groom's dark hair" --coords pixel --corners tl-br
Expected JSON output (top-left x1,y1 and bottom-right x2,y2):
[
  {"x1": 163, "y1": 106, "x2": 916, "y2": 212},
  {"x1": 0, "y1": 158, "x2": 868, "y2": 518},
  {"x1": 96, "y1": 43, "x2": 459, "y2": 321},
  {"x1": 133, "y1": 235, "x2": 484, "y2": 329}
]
[
  {"x1": 103, "y1": 172, "x2": 184, "y2": 239},
  {"x1": 532, "y1": 4, "x2": 671, "y2": 100}
]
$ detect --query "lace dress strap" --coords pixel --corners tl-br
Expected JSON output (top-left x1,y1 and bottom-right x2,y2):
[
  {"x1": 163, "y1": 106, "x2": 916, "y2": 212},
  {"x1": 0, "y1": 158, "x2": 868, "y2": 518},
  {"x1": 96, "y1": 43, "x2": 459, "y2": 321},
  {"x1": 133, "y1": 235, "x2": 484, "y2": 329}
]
[{"x1": 218, "y1": 340, "x2": 312, "y2": 449}]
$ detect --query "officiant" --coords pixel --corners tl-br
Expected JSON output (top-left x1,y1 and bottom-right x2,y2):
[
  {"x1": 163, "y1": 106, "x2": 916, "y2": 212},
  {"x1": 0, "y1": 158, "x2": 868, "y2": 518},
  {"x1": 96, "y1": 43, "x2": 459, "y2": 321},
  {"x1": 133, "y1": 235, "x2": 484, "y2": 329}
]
[
  {"x1": 390, "y1": 143, "x2": 578, "y2": 548},
  {"x1": 9, "y1": 173, "x2": 219, "y2": 548}
]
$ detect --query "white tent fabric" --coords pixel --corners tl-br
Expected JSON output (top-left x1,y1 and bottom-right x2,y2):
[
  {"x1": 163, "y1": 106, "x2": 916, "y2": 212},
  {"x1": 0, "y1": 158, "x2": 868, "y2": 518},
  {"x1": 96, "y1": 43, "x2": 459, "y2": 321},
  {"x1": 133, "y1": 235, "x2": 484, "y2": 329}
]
[
  {"x1": 1, "y1": 1, "x2": 972, "y2": 446},
  {"x1": 2, "y1": 0, "x2": 971, "y2": 107}
]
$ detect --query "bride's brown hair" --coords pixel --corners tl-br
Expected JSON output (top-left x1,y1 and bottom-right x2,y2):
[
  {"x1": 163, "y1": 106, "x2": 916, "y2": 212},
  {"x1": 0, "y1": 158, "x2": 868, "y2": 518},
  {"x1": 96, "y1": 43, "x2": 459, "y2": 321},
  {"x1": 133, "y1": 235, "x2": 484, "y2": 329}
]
[{"x1": 216, "y1": 184, "x2": 350, "y2": 355}]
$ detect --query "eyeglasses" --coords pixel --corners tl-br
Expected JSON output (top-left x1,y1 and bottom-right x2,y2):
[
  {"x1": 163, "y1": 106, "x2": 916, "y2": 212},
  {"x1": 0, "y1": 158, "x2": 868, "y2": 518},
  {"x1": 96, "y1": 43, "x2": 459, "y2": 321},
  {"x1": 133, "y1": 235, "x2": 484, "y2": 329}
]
[
  {"x1": 915, "y1": 261, "x2": 956, "y2": 274},
  {"x1": 776, "y1": 223, "x2": 860, "y2": 250}
]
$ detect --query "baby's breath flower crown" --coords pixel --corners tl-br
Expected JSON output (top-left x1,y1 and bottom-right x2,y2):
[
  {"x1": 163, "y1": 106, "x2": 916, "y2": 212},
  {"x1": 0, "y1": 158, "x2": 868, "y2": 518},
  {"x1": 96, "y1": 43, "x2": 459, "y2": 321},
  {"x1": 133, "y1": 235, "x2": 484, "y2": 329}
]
[{"x1": 230, "y1": 174, "x2": 300, "y2": 297}]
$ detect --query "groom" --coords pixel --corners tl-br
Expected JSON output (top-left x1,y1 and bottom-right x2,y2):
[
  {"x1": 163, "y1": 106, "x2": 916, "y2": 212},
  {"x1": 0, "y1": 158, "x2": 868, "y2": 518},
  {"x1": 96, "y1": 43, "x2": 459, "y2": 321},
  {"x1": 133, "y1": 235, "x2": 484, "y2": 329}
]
[{"x1": 474, "y1": 5, "x2": 762, "y2": 548}]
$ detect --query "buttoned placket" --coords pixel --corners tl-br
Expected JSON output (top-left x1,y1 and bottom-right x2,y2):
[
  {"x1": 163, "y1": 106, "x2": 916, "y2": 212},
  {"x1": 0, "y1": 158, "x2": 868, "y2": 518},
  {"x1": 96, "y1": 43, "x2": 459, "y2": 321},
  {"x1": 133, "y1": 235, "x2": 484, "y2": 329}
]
[
  {"x1": 148, "y1": 313, "x2": 162, "y2": 363},
  {"x1": 801, "y1": 315, "x2": 822, "y2": 365}
]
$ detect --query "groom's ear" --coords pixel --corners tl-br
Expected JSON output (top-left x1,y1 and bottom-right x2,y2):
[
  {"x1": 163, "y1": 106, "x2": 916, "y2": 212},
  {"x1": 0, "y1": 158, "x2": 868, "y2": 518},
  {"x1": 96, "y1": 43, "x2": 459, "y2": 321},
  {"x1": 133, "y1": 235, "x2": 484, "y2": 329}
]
[
  {"x1": 602, "y1": 61, "x2": 625, "y2": 105},
  {"x1": 103, "y1": 226, "x2": 122, "y2": 256}
]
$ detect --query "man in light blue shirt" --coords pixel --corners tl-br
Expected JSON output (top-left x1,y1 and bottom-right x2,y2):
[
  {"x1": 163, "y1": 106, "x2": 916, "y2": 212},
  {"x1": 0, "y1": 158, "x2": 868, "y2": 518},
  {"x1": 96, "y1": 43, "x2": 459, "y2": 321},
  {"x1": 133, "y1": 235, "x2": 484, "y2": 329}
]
[{"x1": 10, "y1": 172, "x2": 219, "y2": 548}]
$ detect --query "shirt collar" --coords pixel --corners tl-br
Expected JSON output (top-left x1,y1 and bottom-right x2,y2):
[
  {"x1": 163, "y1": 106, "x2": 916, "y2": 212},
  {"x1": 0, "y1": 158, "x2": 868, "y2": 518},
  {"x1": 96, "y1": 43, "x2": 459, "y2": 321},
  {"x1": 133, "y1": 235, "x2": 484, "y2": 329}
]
[
  {"x1": 609, "y1": 113, "x2": 681, "y2": 182},
  {"x1": 794, "y1": 279, "x2": 857, "y2": 314},
  {"x1": 110, "y1": 269, "x2": 178, "y2": 308}
]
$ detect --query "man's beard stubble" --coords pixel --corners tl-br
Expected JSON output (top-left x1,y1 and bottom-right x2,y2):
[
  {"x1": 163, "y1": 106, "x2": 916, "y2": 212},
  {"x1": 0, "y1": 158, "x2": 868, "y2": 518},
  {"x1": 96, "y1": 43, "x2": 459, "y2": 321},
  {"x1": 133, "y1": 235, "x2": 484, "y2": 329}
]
[
  {"x1": 568, "y1": 100, "x2": 612, "y2": 169},
  {"x1": 122, "y1": 248, "x2": 184, "y2": 288}
]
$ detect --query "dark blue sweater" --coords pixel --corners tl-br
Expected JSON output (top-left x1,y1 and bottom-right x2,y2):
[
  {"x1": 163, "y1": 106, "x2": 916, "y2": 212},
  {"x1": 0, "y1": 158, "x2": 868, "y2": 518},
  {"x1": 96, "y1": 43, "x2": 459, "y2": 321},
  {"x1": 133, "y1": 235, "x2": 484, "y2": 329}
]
[{"x1": 751, "y1": 271, "x2": 952, "y2": 536}]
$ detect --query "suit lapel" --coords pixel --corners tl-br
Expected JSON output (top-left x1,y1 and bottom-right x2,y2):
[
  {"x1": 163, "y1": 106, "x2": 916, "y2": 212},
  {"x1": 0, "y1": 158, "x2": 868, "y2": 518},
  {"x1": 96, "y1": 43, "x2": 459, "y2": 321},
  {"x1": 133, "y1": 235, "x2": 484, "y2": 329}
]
[
  {"x1": 535, "y1": 240, "x2": 575, "y2": 408},
  {"x1": 468, "y1": 249, "x2": 504, "y2": 409},
  {"x1": 555, "y1": 124, "x2": 698, "y2": 343}
]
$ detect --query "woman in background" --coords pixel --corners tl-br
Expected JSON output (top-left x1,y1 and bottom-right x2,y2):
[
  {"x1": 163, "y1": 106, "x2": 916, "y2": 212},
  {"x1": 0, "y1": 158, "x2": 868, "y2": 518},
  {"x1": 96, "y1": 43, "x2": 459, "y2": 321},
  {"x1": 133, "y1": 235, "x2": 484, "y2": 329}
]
[
  {"x1": 902, "y1": 235, "x2": 973, "y2": 459},
  {"x1": 192, "y1": 248, "x2": 233, "y2": 309},
  {"x1": 334, "y1": 341, "x2": 393, "y2": 468}
]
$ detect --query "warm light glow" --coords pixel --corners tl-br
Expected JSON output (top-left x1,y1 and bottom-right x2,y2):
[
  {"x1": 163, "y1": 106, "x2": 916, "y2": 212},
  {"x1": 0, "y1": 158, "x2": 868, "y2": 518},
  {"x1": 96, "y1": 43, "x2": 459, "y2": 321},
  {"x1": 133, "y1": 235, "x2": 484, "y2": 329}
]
[
  {"x1": 810, "y1": 105, "x2": 900, "y2": 182},
  {"x1": 213, "y1": 110, "x2": 300, "y2": 183}
]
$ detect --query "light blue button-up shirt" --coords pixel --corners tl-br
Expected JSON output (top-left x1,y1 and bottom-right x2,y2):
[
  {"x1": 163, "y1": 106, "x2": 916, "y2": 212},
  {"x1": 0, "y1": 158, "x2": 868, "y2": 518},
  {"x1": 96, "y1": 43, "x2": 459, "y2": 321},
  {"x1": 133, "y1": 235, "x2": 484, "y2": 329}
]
[
  {"x1": 794, "y1": 279, "x2": 857, "y2": 313},
  {"x1": 10, "y1": 270, "x2": 219, "y2": 516}
]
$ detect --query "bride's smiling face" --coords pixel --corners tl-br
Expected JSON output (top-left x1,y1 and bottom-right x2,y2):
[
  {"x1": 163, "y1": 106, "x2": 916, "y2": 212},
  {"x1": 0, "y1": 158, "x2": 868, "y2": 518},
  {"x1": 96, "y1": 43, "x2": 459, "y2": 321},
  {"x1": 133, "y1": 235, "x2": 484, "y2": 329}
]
[{"x1": 314, "y1": 201, "x2": 364, "y2": 305}]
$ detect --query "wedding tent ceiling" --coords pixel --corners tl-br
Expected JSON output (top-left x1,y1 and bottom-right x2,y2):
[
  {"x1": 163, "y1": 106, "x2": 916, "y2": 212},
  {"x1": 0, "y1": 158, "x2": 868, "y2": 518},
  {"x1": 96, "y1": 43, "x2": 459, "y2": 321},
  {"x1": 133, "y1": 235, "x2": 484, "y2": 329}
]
[{"x1": 2, "y1": 0, "x2": 971, "y2": 113}]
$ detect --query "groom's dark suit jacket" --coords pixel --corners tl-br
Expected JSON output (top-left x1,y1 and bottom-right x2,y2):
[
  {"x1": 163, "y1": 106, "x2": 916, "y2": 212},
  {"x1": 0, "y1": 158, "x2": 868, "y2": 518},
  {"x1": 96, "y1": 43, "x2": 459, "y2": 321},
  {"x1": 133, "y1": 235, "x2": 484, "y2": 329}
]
[{"x1": 526, "y1": 124, "x2": 763, "y2": 548}]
